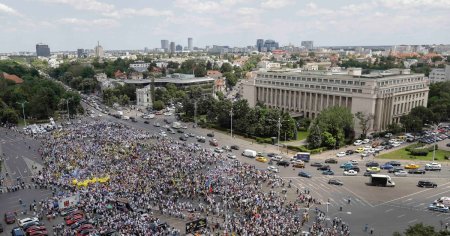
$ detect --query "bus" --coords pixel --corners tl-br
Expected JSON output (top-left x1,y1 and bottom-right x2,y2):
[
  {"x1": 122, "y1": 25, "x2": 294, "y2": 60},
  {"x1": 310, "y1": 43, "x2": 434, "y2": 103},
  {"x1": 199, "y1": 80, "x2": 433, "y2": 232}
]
[{"x1": 293, "y1": 152, "x2": 311, "y2": 162}]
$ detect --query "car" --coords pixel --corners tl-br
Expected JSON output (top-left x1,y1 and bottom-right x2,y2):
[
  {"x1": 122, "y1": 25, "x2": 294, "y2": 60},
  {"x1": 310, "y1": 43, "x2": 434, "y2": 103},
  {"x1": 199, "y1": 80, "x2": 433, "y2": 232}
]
[
  {"x1": 267, "y1": 166, "x2": 280, "y2": 173},
  {"x1": 394, "y1": 170, "x2": 408, "y2": 177},
  {"x1": 425, "y1": 162, "x2": 442, "y2": 171},
  {"x1": 336, "y1": 152, "x2": 346, "y2": 157},
  {"x1": 355, "y1": 147, "x2": 365, "y2": 153},
  {"x1": 317, "y1": 165, "x2": 331, "y2": 171},
  {"x1": 405, "y1": 163, "x2": 420, "y2": 169},
  {"x1": 214, "y1": 148, "x2": 224, "y2": 153},
  {"x1": 207, "y1": 133, "x2": 214, "y2": 137},
  {"x1": 418, "y1": 180, "x2": 437, "y2": 188},
  {"x1": 231, "y1": 145, "x2": 240, "y2": 150},
  {"x1": 362, "y1": 138, "x2": 370, "y2": 144},
  {"x1": 360, "y1": 151, "x2": 369, "y2": 157},
  {"x1": 343, "y1": 170, "x2": 358, "y2": 176},
  {"x1": 365, "y1": 162, "x2": 379, "y2": 167},
  {"x1": 447, "y1": 143, "x2": 450, "y2": 147},
  {"x1": 350, "y1": 160, "x2": 359, "y2": 165},
  {"x1": 179, "y1": 136, "x2": 187, "y2": 141},
  {"x1": 322, "y1": 170, "x2": 334, "y2": 175},
  {"x1": 298, "y1": 171, "x2": 312, "y2": 178},
  {"x1": 77, "y1": 224, "x2": 94, "y2": 233},
  {"x1": 143, "y1": 121, "x2": 149, "y2": 124},
  {"x1": 277, "y1": 160, "x2": 290, "y2": 167},
  {"x1": 11, "y1": 227, "x2": 25, "y2": 236},
  {"x1": 209, "y1": 139, "x2": 219, "y2": 146},
  {"x1": 222, "y1": 146, "x2": 232, "y2": 152},
  {"x1": 380, "y1": 163, "x2": 394, "y2": 170},
  {"x1": 65, "y1": 214, "x2": 84, "y2": 225},
  {"x1": 26, "y1": 226, "x2": 46, "y2": 234},
  {"x1": 345, "y1": 150, "x2": 354, "y2": 155},
  {"x1": 310, "y1": 162, "x2": 323, "y2": 167},
  {"x1": 328, "y1": 179, "x2": 343, "y2": 185},
  {"x1": 408, "y1": 169, "x2": 426, "y2": 174},
  {"x1": 344, "y1": 166, "x2": 360, "y2": 172},
  {"x1": 226, "y1": 153, "x2": 236, "y2": 159},
  {"x1": 29, "y1": 230, "x2": 48, "y2": 236},
  {"x1": 22, "y1": 222, "x2": 44, "y2": 232},
  {"x1": 353, "y1": 140, "x2": 363, "y2": 146},
  {"x1": 340, "y1": 162, "x2": 353, "y2": 168},
  {"x1": 292, "y1": 161, "x2": 305, "y2": 168},
  {"x1": 18, "y1": 218, "x2": 39, "y2": 227},
  {"x1": 153, "y1": 122, "x2": 160, "y2": 127},
  {"x1": 428, "y1": 203, "x2": 449, "y2": 213},
  {"x1": 271, "y1": 155, "x2": 283, "y2": 162},
  {"x1": 267, "y1": 153, "x2": 276, "y2": 157},
  {"x1": 324, "y1": 158, "x2": 338, "y2": 164},
  {"x1": 71, "y1": 219, "x2": 89, "y2": 230},
  {"x1": 256, "y1": 152, "x2": 264, "y2": 157},
  {"x1": 366, "y1": 167, "x2": 381, "y2": 173},
  {"x1": 177, "y1": 129, "x2": 184, "y2": 133},
  {"x1": 388, "y1": 167, "x2": 404, "y2": 173},
  {"x1": 385, "y1": 133, "x2": 393, "y2": 138},
  {"x1": 386, "y1": 161, "x2": 401, "y2": 167},
  {"x1": 256, "y1": 156, "x2": 268, "y2": 163},
  {"x1": 4, "y1": 212, "x2": 15, "y2": 224}
]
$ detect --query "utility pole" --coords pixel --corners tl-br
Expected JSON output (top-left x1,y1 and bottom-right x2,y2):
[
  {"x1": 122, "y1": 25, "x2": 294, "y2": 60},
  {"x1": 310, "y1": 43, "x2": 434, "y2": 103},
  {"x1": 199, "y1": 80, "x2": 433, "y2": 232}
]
[
  {"x1": 432, "y1": 123, "x2": 440, "y2": 162},
  {"x1": 230, "y1": 107, "x2": 233, "y2": 138},
  {"x1": 194, "y1": 101, "x2": 197, "y2": 128},
  {"x1": 16, "y1": 101, "x2": 28, "y2": 126},
  {"x1": 277, "y1": 117, "x2": 281, "y2": 153}
]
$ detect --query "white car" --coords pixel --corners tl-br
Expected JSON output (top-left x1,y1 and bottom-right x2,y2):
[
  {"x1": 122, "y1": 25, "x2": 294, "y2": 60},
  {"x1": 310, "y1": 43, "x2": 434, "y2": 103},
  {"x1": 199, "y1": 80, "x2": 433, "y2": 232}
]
[
  {"x1": 336, "y1": 152, "x2": 346, "y2": 157},
  {"x1": 350, "y1": 160, "x2": 359, "y2": 165},
  {"x1": 98, "y1": 114, "x2": 103, "y2": 117},
  {"x1": 425, "y1": 162, "x2": 442, "y2": 171},
  {"x1": 353, "y1": 140, "x2": 363, "y2": 146},
  {"x1": 271, "y1": 155, "x2": 283, "y2": 162},
  {"x1": 394, "y1": 170, "x2": 408, "y2": 177},
  {"x1": 267, "y1": 166, "x2": 280, "y2": 173},
  {"x1": 362, "y1": 139, "x2": 370, "y2": 144},
  {"x1": 226, "y1": 153, "x2": 236, "y2": 159},
  {"x1": 159, "y1": 132, "x2": 167, "y2": 137},
  {"x1": 343, "y1": 170, "x2": 358, "y2": 176},
  {"x1": 361, "y1": 151, "x2": 369, "y2": 157},
  {"x1": 391, "y1": 142, "x2": 401, "y2": 147},
  {"x1": 18, "y1": 217, "x2": 39, "y2": 227},
  {"x1": 214, "y1": 148, "x2": 224, "y2": 153}
]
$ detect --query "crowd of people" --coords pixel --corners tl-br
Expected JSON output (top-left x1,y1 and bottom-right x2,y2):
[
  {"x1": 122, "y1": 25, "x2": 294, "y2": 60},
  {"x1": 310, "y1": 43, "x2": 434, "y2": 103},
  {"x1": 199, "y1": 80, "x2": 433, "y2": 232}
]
[{"x1": 6, "y1": 120, "x2": 351, "y2": 235}]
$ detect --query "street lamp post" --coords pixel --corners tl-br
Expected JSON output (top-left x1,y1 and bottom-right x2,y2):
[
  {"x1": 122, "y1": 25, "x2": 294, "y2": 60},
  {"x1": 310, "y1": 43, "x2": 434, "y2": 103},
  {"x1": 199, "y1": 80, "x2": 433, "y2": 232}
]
[
  {"x1": 230, "y1": 107, "x2": 233, "y2": 138},
  {"x1": 432, "y1": 123, "x2": 440, "y2": 162},
  {"x1": 16, "y1": 101, "x2": 28, "y2": 126},
  {"x1": 277, "y1": 117, "x2": 281, "y2": 153}
]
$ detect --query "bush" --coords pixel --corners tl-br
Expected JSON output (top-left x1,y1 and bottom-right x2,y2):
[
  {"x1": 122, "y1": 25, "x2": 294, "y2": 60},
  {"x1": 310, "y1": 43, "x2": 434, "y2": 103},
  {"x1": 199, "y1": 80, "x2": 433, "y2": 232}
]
[
  {"x1": 286, "y1": 145, "x2": 326, "y2": 154},
  {"x1": 256, "y1": 137, "x2": 272, "y2": 144},
  {"x1": 409, "y1": 149, "x2": 429, "y2": 156}
]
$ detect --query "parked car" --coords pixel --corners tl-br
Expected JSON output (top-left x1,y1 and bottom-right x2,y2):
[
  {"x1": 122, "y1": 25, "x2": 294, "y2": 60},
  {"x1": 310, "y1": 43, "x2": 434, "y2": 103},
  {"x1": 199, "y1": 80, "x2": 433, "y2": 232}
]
[
  {"x1": 394, "y1": 170, "x2": 408, "y2": 177},
  {"x1": 317, "y1": 165, "x2": 331, "y2": 171},
  {"x1": 298, "y1": 171, "x2": 312, "y2": 178},
  {"x1": 386, "y1": 161, "x2": 401, "y2": 166},
  {"x1": 345, "y1": 150, "x2": 354, "y2": 155},
  {"x1": 366, "y1": 162, "x2": 379, "y2": 167},
  {"x1": 405, "y1": 163, "x2": 420, "y2": 169},
  {"x1": 325, "y1": 158, "x2": 338, "y2": 164},
  {"x1": 336, "y1": 152, "x2": 346, "y2": 157},
  {"x1": 425, "y1": 162, "x2": 442, "y2": 171},
  {"x1": 4, "y1": 212, "x2": 15, "y2": 224},
  {"x1": 363, "y1": 171, "x2": 375, "y2": 176},
  {"x1": 428, "y1": 203, "x2": 449, "y2": 213},
  {"x1": 18, "y1": 218, "x2": 39, "y2": 227},
  {"x1": 408, "y1": 169, "x2": 426, "y2": 174},
  {"x1": 366, "y1": 167, "x2": 381, "y2": 173},
  {"x1": 353, "y1": 140, "x2": 363, "y2": 146},
  {"x1": 267, "y1": 166, "x2": 279, "y2": 173},
  {"x1": 207, "y1": 133, "x2": 214, "y2": 137},
  {"x1": 328, "y1": 179, "x2": 343, "y2": 186},
  {"x1": 277, "y1": 160, "x2": 290, "y2": 167},
  {"x1": 380, "y1": 163, "x2": 394, "y2": 170},
  {"x1": 310, "y1": 162, "x2": 323, "y2": 167},
  {"x1": 388, "y1": 167, "x2": 404, "y2": 173},
  {"x1": 231, "y1": 145, "x2": 240, "y2": 150},
  {"x1": 343, "y1": 170, "x2": 358, "y2": 176},
  {"x1": 322, "y1": 170, "x2": 334, "y2": 175},
  {"x1": 226, "y1": 153, "x2": 236, "y2": 159}
]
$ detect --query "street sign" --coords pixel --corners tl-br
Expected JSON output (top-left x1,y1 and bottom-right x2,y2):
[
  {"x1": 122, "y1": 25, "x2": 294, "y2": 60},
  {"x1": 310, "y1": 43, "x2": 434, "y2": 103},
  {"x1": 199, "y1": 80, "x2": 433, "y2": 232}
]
[{"x1": 186, "y1": 218, "x2": 207, "y2": 234}]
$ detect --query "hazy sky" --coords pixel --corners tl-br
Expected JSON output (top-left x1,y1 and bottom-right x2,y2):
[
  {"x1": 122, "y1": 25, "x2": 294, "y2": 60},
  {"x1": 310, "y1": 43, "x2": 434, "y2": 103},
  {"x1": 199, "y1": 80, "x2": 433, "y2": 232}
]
[{"x1": 1, "y1": 0, "x2": 449, "y2": 52}]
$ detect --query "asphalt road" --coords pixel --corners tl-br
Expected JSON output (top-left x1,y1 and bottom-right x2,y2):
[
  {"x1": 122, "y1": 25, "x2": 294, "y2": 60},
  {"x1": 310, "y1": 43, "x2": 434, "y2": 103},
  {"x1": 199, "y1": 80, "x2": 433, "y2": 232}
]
[{"x1": 2, "y1": 101, "x2": 450, "y2": 235}]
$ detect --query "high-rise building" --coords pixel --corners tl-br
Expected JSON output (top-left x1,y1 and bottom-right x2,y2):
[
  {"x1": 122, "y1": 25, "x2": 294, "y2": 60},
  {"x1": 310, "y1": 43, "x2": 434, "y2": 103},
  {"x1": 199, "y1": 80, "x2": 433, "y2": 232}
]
[
  {"x1": 161, "y1": 40, "x2": 169, "y2": 51},
  {"x1": 36, "y1": 43, "x2": 50, "y2": 57},
  {"x1": 301, "y1": 41, "x2": 314, "y2": 50},
  {"x1": 188, "y1": 37, "x2": 193, "y2": 51},
  {"x1": 77, "y1": 49, "x2": 84, "y2": 58},
  {"x1": 94, "y1": 41, "x2": 104, "y2": 58},
  {"x1": 170, "y1": 42, "x2": 176, "y2": 53},
  {"x1": 263, "y1": 40, "x2": 279, "y2": 51},
  {"x1": 256, "y1": 39, "x2": 264, "y2": 52},
  {"x1": 176, "y1": 44, "x2": 183, "y2": 52}
]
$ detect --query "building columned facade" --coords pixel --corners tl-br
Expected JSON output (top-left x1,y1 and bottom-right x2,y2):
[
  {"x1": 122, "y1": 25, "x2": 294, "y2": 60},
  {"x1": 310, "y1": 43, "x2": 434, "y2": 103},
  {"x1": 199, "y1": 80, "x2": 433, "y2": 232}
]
[{"x1": 242, "y1": 68, "x2": 429, "y2": 133}]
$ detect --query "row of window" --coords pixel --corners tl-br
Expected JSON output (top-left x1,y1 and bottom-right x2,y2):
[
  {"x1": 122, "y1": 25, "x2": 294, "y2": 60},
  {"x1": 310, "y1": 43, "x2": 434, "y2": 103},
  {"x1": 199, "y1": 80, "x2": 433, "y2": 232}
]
[
  {"x1": 394, "y1": 93, "x2": 426, "y2": 102},
  {"x1": 393, "y1": 100, "x2": 424, "y2": 115},
  {"x1": 256, "y1": 80, "x2": 363, "y2": 93},
  {"x1": 377, "y1": 76, "x2": 424, "y2": 87},
  {"x1": 258, "y1": 74, "x2": 365, "y2": 86},
  {"x1": 381, "y1": 83, "x2": 426, "y2": 94}
]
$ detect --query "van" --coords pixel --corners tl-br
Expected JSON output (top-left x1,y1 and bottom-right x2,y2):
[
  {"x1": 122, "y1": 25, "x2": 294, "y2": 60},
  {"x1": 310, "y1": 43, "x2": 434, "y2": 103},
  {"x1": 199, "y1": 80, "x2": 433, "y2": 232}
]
[
  {"x1": 418, "y1": 180, "x2": 437, "y2": 188},
  {"x1": 242, "y1": 149, "x2": 257, "y2": 158}
]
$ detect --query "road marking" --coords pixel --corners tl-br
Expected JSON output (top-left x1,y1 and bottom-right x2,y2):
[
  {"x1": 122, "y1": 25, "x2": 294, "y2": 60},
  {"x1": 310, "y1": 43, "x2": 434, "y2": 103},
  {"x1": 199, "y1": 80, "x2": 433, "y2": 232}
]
[
  {"x1": 426, "y1": 190, "x2": 450, "y2": 199},
  {"x1": 17, "y1": 167, "x2": 23, "y2": 178},
  {"x1": 403, "y1": 198, "x2": 413, "y2": 203},
  {"x1": 373, "y1": 183, "x2": 450, "y2": 207},
  {"x1": 408, "y1": 219, "x2": 418, "y2": 224},
  {"x1": 355, "y1": 198, "x2": 366, "y2": 206},
  {"x1": 397, "y1": 214, "x2": 405, "y2": 218},
  {"x1": 342, "y1": 186, "x2": 374, "y2": 207},
  {"x1": 385, "y1": 208, "x2": 394, "y2": 213}
]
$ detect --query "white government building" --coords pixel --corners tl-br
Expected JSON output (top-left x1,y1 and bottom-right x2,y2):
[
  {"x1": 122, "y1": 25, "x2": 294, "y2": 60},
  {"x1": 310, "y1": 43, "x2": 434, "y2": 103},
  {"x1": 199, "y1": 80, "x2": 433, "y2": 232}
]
[{"x1": 242, "y1": 68, "x2": 429, "y2": 133}]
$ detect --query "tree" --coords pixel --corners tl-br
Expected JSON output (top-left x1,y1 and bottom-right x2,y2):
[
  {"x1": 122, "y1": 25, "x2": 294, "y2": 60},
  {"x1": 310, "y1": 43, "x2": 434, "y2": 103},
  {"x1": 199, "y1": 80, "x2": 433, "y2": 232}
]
[
  {"x1": 393, "y1": 223, "x2": 450, "y2": 236},
  {"x1": 224, "y1": 72, "x2": 238, "y2": 88},
  {"x1": 206, "y1": 61, "x2": 213, "y2": 70},
  {"x1": 220, "y1": 63, "x2": 233, "y2": 73},
  {"x1": 194, "y1": 64, "x2": 207, "y2": 77},
  {"x1": 387, "y1": 123, "x2": 403, "y2": 134},
  {"x1": 153, "y1": 100, "x2": 165, "y2": 110},
  {"x1": 322, "y1": 131, "x2": 336, "y2": 148},
  {"x1": 400, "y1": 114, "x2": 423, "y2": 132},
  {"x1": 307, "y1": 122, "x2": 322, "y2": 149},
  {"x1": 355, "y1": 112, "x2": 374, "y2": 138}
]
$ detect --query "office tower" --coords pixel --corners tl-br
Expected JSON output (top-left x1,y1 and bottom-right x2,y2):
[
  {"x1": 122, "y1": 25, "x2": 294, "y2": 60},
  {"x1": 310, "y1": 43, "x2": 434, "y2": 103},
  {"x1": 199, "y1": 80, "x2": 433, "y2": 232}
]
[
  {"x1": 301, "y1": 41, "x2": 314, "y2": 50},
  {"x1": 36, "y1": 43, "x2": 51, "y2": 57},
  {"x1": 77, "y1": 49, "x2": 84, "y2": 58},
  {"x1": 161, "y1": 40, "x2": 169, "y2": 51},
  {"x1": 176, "y1": 45, "x2": 183, "y2": 52},
  {"x1": 188, "y1": 37, "x2": 193, "y2": 51},
  {"x1": 170, "y1": 42, "x2": 175, "y2": 53},
  {"x1": 256, "y1": 39, "x2": 264, "y2": 52},
  {"x1": 94, "y1": 41, "x2": 104, "y2": 58},
  {"x1": 263, "y1": 39, "x2": 279, "y2": 51}
]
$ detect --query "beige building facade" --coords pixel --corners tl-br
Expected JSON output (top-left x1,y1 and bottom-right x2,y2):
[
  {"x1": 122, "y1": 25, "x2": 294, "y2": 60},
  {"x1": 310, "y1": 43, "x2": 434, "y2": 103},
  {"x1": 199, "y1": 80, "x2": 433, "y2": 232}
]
[{"x1": 242, "y1": 68, "x2": 429, "y2": 133}]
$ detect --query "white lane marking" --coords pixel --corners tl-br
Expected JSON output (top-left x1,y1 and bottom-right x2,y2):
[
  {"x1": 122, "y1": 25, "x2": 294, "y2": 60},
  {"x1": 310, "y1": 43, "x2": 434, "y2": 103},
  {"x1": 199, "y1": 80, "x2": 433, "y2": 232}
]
[
  {"x1": 408, "y1": 219, "x2": 418, "y2": 224},
  {"x1": 373, "y1": 183, "x2": 450, "y2": 207},
  {"x1": 342, "y1": 186, "x2": 374, "y2": 207},
  {"x1": 385, "y1": 208, "x2": 394, "y2": 213},
  {"x1": 426, "y1": 190, "x2": 450, "y2": 199},
  {"x1": 402, "y1": 198, "x2": 413, "y2": 203},
  {"x1": 397, "y1": 214, "x2": 405, "y2": 218},
  {"x1": 355, "y1": 198, "x2": 366, "y2": 206}
]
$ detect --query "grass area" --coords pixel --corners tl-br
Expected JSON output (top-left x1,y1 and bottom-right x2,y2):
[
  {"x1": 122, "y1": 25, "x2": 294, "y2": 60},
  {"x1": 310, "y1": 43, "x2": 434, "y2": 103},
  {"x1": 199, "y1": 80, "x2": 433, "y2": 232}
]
[
  {"x1": 378, "y1": 144, "x2": 450, "y2": 161},
  {"x1": 296, "y1": 130, "x2": 309, "y2": 141}
]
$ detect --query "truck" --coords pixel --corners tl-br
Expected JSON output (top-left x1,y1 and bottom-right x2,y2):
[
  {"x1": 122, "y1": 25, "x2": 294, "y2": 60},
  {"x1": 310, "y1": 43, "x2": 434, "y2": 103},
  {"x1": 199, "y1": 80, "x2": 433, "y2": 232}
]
[
  {"x1": 242, "y1": 149, "x2": 257, "y2": 158},
  {"x1": 369, "y1": 174, "x2": 395, "y2": 187},
  {"x1": 292, "y1": 152, "x2": 311, "y2": 163}
]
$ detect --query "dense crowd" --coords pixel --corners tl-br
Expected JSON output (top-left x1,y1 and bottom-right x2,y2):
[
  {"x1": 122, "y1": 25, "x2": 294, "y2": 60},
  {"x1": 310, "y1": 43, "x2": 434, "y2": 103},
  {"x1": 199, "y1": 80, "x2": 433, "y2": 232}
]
[{"x1": 9, "y1": 120, "x2": 351, "y2": 235}]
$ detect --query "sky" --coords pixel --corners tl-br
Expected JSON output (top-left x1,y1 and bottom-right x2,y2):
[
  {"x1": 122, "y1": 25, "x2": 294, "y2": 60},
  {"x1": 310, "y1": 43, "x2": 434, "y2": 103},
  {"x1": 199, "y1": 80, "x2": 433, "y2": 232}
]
[{"x1": 0, "y1": 0, "x2": 450, "y2": 52}]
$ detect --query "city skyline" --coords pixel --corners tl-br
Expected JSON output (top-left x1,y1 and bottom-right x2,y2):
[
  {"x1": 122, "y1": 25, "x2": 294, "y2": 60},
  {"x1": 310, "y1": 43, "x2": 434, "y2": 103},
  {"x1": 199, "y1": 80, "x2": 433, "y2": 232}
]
[{"x1": 0, "y1": 0, "x2": 450, "y2": 52}]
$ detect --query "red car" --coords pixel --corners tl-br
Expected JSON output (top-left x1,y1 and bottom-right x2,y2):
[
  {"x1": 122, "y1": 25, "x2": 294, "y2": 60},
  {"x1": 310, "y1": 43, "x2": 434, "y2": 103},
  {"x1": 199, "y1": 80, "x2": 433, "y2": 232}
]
[
  {"x1": 65, "y1": 214, "x2": 84, "y2": 225},
  {"x1": 64, "y1": 210, "x2": 83, "y2": 220},
  {"x1": 4, "y1": 212, "x2": 15, "y2": 224},
  {"x1": 26, "y1": 226, "x2": 46, "y2": 235},
  {"x1": 29, "y1": 230, "x2": 48, "y2": 236},
  {"x1": 77, "y1": 224, "x2": 94, "y2": 233}
]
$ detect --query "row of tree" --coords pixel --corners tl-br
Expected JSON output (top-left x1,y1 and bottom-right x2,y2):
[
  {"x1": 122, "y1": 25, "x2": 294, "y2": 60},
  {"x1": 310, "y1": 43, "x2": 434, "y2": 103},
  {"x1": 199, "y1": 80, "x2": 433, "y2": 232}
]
[{"x1": 0, "y1": 60, "x2": 81, "y2": 124}]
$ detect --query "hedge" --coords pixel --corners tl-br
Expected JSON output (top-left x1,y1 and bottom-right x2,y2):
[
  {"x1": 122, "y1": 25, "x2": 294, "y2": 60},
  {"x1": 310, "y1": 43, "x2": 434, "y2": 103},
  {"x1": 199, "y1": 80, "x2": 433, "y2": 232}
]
[
  {"x1": 287, "y1": 145, "x2": 327, "y2": 154},
  {"x1": 409, "y1": 149, "x2": 429, "y2": 156}
]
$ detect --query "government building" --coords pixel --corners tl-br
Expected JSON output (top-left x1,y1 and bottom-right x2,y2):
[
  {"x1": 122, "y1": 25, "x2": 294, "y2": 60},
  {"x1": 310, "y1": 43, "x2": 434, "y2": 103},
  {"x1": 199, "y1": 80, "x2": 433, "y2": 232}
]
[{"x1": 242, "y1": 68, "x2": 429, "y2": 133}]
